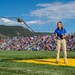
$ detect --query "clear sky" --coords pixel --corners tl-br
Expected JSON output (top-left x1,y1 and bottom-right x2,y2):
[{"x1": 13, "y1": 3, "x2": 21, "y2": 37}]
[{"x1": 0, "y1": 0, "x2": 75, "y2": 33}]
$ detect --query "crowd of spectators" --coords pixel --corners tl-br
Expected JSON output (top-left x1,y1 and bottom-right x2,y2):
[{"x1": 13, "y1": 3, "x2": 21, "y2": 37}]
[{"x1": 0, "y1": 33, "x2": 75, "y2": 51}]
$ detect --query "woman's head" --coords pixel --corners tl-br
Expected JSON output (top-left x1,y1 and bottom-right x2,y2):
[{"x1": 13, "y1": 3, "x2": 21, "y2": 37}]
[{"x1": 57, "y1": 21, "x2": 63, "y2": 29}]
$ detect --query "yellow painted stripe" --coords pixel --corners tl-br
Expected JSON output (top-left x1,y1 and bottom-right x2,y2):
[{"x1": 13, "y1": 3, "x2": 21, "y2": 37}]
[{"x1": 14, "y1": 58, "x2": 75, "y2": 67}]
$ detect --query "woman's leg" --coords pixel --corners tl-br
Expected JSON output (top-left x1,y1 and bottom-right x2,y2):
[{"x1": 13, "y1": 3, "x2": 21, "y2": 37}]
[
  {"x1": 62, "y1": 39, "x2": 67, "y2": 64},
  {"x1": 56, "y1": 40, "x2": 61, "y2": 63}
]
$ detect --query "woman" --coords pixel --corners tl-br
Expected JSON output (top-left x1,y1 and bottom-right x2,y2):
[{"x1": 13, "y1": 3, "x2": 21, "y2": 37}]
[{"x1": 54, "y1": 21, "x2": 67, "y2": 64}]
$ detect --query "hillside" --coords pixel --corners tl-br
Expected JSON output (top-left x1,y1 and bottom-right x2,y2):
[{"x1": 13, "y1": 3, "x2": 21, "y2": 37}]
[
  {"x1": 0, "y1": 25, "x2": 34, "y2": 37},
  {"x1": 0, "y1": 25, "x2": 51, "y2": 38}
]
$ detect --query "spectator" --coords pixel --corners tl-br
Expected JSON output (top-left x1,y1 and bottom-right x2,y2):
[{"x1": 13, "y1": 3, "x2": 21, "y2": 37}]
[{"x1": 0, "y1": 33, "x2": 75, "y2": 51}]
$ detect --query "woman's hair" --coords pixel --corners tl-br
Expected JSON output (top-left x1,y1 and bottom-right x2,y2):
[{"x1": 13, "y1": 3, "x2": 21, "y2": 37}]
[{"x1": 57, "y1": 21, "x2": 63, "y2": 29}]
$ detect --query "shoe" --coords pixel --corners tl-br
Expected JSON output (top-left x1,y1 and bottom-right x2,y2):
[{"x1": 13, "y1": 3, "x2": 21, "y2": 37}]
[
  {"x1": 56, "y1": 61, "x2": 58, "y2": 64},
  {"x1": 64, "y1": 62, "x2": 67, "y2": 64}
]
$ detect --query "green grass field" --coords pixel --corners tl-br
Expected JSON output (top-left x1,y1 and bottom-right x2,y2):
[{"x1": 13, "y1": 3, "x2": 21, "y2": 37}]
[{"x1": 0, "y1": 51, "x2": 75, "y2": 75}]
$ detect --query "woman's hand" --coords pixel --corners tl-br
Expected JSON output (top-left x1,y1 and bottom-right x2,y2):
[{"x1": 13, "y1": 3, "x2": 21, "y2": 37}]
[{"x1": 62, "y1": 34, "x2": 67, "y2": 39}]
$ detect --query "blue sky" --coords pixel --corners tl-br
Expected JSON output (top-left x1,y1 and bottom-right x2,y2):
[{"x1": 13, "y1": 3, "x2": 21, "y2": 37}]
[{"x1": 0, "y1": 0, "x2": 75, "y2": 33}]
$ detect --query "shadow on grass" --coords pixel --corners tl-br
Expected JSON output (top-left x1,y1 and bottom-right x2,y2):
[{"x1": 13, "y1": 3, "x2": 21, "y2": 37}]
[{"x1": 34, "y1": 59, "x2": 56, "y2": 63}]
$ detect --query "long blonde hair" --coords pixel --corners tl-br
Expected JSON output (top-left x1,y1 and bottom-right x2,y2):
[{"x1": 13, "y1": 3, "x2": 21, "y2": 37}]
[{"x1": 57, "y1": 21, "x2": 63, "y2": 29}]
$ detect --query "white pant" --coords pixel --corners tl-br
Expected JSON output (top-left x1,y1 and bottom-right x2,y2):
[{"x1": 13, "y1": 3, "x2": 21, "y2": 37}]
[{"x1": 56, "y1": 39, "x2": 67, "y2": 63}]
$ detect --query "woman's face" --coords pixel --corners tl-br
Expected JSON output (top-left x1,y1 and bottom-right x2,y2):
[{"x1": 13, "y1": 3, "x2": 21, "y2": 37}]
[{"x1": 57, "y1": 23, "x2": 62, "y2": 29}]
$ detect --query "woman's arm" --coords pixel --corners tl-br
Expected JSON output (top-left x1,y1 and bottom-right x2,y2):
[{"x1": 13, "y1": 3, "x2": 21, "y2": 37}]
[
  {"x1": 62, "y1": 28, "x2": 67, "y2": 39},
  {"x1": 54, "y1": 29, "x2": 58, "y2": 38},
  {"x1": 55, "y1": 33, "x2": 58, "y2": 38}
]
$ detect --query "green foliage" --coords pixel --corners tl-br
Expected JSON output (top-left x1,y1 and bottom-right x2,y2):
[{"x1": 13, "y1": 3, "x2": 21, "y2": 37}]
[
  {"x1": 0, "y1": 25, "x2": 34, "y2": 37},
  {"x1": 0, "y1": 25, "x2": 51, "y2": 37}
]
